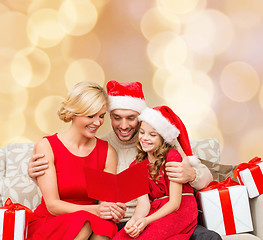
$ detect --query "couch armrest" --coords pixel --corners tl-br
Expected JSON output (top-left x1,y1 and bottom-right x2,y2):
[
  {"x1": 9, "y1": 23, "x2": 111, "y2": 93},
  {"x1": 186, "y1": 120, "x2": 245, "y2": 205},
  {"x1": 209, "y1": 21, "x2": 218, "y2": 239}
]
[{"x1": 250, "y1": 195, "x2": 263, "y2": 239}]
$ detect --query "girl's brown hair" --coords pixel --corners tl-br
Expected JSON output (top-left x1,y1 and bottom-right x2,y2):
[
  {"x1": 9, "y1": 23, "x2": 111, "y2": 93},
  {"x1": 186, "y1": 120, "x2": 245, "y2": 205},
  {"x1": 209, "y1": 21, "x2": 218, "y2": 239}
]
[{"x1": 136, "y1": 137, "x2": 172, "y2": 181}]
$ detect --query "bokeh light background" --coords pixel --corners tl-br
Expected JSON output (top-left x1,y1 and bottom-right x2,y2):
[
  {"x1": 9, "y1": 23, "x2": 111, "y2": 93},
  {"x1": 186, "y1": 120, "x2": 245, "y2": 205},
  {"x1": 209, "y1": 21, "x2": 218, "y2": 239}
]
[{"x1": 0, "y1": 0, "x2": 263, "y2": 164}]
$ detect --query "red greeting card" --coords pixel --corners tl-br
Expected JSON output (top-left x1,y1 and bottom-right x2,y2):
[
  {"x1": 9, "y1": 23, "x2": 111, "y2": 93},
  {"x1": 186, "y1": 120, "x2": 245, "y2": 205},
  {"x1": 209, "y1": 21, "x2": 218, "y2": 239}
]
[{"x1": 85, "y1": 161, "x2": 149, "y2": 203}]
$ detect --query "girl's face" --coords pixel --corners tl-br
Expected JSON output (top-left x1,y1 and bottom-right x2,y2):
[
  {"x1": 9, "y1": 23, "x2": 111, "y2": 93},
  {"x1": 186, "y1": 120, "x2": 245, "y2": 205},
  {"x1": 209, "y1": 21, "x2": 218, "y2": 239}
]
[
  {"x1": 139, "y1": 121, "x2": 162, "y2": 154},
  {"x1": 72, "y1": 104, "x2": 107, "y2": 138}
]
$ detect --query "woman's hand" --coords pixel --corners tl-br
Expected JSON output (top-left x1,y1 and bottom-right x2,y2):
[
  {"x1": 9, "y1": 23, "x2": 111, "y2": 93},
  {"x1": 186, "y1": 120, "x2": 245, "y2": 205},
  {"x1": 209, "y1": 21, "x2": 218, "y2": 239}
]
[
  {"x1": 110, "y1": 202, "x2": 126, "y2": 222},
  {"x1": 98, "y1": 202, "x2": 126, "y2": 222}
]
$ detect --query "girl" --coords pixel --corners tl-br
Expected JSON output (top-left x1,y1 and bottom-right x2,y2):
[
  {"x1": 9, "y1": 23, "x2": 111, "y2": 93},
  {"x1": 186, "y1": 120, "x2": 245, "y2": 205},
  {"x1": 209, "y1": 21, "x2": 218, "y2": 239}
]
[
  {"x1": 27, "y1": 82, "x2": 118, "y2": 240},
  {"x1": 113, "y1": 106, "x2": 198, "y2": 240}
]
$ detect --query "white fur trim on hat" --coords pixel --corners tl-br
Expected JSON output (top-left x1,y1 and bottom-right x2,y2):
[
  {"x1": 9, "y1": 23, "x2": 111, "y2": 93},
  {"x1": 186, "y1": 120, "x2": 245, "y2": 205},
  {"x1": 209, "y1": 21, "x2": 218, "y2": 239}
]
[
  {"x1": 138, "y1": 107, "x2": 180, "y2": 144},
  {"x1": 108, "y1": 96, "x2": 147, "y2": 113}
]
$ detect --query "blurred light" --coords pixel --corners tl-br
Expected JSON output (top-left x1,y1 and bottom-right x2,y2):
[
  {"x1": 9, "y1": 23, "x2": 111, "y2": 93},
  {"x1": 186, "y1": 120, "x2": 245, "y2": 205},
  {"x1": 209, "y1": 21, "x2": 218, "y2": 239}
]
[
  {"x1": 128, "y1": 0, "x2": 154, "y2": 24},
  {"x1": 91, "y1": 0, "x2": 110, "y2": 9},
  {"x1": 11, "y1": 47, "x2": 51, "y2": 87},
  {"x1": 3, "y1": 0, "x2": 32, "y2": 13},
  {"x1": 184, "y1": 10, "x2": 234, "y2": 55},
  {"x1": 153, "y1": 66, "x2": 192, "y2": 98},
  {"x1": 27, "y1": 0, "x2": 64, "y2": 14},
  {"x1": 225, "y1": 0, "x2": 263, "y2": 29},
  {"x1": 218, "y1": 101, "x2": 249, "y2": 134},
  {"x1": 61, "y1": 33, "x2": 101, "y2": 61},
  {"x1": 58, "y1": 0, "x2": 98, "y2": 36},
  {"x1": 189, "y1": 113, "x2": 222, "y2": 144},
  {"x1": 239, "y1": 127, "x2": 263, "y2": 162},
  {"x1": 65, "y1": 59, "x2": 105, "y2": 90},
  {"x1": 153, "y1": 68, "x2": 171, "y2": 98},
  {"x1": 156, "y1": 0, "x2": 199, "y2": 15},
  {"x1": 185, "y1": 52, "x2": 214, "y2": 73},
  {"x1": 259, "y1": 86, "x2": 263, "y2": 110},
  {"x1": 0, "y1": 89, "x2": 28, "y2": 119},
  {"x1": 0, "y1": 113, "x2": 26, "y2": 144},
  {"x1": 140, "y1": 7, "x2": 181, "y2": 41},
  {"x1": 27, "y1": 8, "x2": 66, "y2": 48},
  {"x1": 0, "y1": 12, "x2": 31, "y2": 50},
  {"x1": 220, "y1": 61, "x2": 260, "y2": 102},
  {"x1": 147, "y1": 32, "x2": 180, "y2": 68},
  {"x1": 220, "y1": 145, "x2": 240, "y2": 165},
  {"x1": 3, "y1": 137, "x2": 33, "y2": 146},
  {"x1": 164, "y1": 36, "x2": 188, "y2": 69},
  {"x1": 35, "y1": 96, "x2": 67, "y2": 134},
  {"x1": 0, "y1": 3, "x2": 9, "y2": 15},
  {"x1": 163, "y1": 83, "x2": 212, "y2": 122},
  {"x1": 192, "y1": 71, "x2": 214, "y2": 101},
  {"x1": 0, "y1": 48, "x2": 25, "y2": 94}
]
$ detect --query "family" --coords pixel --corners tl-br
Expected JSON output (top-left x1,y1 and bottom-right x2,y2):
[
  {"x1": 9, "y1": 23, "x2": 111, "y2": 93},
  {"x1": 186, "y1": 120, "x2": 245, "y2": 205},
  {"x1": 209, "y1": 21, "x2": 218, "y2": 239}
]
[{"x1": 26, "y1": 80, "x2": 221, "y2": 240}]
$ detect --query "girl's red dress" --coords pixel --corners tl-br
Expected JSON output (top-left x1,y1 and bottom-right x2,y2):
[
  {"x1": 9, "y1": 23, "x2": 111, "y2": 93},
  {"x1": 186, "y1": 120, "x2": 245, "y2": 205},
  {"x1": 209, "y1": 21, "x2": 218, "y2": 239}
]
[
  {"x1": 113, "y1": 148, "x2": 198, "y2": 240},
  {"x1": 27, "y1": 134, "x2": 117, "y2": 240}
]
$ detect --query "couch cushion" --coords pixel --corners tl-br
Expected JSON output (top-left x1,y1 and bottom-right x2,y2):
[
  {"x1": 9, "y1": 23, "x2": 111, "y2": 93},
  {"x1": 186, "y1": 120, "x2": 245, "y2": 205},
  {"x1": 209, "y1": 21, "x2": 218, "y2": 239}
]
[
  {"x1": 200, "y1": 160, "x2": 238, "y2": 182},
  {"x1": 5, "y1": 142, "x2": 34, "y2": 177},
  {"x1": 2, "y1": 175, "x2": 42, "y2": 210},
  {"x1": 190, "y1": 138, "x2": 220, "y2": 163}
]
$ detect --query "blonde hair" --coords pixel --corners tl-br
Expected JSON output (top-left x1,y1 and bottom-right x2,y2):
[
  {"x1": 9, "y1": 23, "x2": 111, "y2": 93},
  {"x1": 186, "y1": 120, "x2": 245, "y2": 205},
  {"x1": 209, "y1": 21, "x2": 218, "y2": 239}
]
[
  {"x1": 58, "y1": 81, "x2": 108, "y2": 122},
  {"x1": 136, "y1": 137, "x2": 172, "y2": 182}
]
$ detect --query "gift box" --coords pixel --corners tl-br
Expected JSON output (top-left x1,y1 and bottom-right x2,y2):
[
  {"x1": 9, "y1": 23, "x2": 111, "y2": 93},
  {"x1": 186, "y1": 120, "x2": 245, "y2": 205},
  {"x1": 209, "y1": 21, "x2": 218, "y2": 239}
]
[
  {"x1": 198, "y1": 177, "x2": 253, "y2": 236},
  {"x1": 0, "y1": 198, "x2": 34, "y2": 240},
  {"x1": 234, "y1": 157, "x2": 263, "y2": 198}
]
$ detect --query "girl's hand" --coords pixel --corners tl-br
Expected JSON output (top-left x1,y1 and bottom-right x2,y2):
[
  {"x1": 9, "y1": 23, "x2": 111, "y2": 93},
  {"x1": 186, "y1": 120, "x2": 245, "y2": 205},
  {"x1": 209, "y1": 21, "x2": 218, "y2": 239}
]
[
  {"x1": 134, "y1": 217, "x2": 148, "y2": 233},
  {"x1": 125, "y1": 218, "x2": 140, "y2": 238}
]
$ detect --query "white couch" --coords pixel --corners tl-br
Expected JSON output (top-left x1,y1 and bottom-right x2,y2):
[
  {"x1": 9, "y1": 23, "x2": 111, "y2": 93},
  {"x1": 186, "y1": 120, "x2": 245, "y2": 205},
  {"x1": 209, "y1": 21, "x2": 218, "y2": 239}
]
[{"x1": 0, "y1": 139, "x2": 262, "y2": 240}]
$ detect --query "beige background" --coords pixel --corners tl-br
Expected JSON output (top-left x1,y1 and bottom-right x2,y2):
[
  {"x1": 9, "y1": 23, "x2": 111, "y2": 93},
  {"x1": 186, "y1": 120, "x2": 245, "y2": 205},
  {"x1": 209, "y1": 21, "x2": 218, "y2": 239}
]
[{"x1": 0, "y1": 0, "x2": 263, "y2": 165}]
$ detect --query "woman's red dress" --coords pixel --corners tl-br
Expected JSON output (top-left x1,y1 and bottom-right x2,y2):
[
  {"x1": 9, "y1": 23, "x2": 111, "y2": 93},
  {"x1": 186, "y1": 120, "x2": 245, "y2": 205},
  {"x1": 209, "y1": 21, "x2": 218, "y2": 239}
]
[
  {"x1": 27, "y1": 134, "x2": 117, "y2": 240},
  {"x1": 113, "y1": 148, "x2": 198, "y2": 240}
]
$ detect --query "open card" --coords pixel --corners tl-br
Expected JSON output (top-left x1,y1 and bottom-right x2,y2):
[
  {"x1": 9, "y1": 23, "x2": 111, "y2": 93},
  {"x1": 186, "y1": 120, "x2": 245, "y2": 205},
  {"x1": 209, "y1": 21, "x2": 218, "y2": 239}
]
[{"x1": 85, "y1": 161, "x2": 149, "y2": 203}]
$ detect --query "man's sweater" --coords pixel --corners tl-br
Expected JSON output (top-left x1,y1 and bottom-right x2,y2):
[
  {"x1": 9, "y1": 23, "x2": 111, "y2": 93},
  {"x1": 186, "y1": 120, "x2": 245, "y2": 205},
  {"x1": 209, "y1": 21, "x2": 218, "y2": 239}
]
[{"x1": 100, "y1": 131, "x2": 212, "y2": 222}]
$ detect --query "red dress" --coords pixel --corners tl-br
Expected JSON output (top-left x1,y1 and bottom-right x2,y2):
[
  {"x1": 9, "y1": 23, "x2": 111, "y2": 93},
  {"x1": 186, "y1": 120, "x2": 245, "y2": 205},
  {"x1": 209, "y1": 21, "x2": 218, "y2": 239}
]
[
  {"x1": 27, "y1": 134, "x2": 118, "y2": 240},
  {"x1": 113, "y1": 148, "x2": 198, "y2": 240}
]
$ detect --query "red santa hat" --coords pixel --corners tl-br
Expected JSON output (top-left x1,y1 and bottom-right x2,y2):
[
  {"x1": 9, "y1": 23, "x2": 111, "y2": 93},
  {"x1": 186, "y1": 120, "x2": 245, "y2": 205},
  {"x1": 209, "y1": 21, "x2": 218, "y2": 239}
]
[
  {"x1": 106, "y1": 80, "x2": 147, "y2": 113},
  {"x1": 138, "y1": 105, "x2": 199, "y2": 166}
]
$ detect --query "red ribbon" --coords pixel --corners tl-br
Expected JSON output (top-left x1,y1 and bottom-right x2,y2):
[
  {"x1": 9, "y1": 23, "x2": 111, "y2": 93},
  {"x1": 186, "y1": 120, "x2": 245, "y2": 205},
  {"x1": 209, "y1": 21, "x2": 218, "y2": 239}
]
[
  {"x1": 233, "y1": 157, "x2": 263, "y2": 195},
  {"x1": 197, "y1": 177, "x2": 239, "y2": 235},
  {"x1": 1, "y1": 198, "x2": 34, "y2": 240}
]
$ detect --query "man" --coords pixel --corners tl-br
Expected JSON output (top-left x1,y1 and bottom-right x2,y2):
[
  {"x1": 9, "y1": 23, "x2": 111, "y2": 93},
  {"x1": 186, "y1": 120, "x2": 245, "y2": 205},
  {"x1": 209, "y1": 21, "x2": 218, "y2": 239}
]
[{"x1": 28, "y1": 80, "x2": 221, "y2": 239}]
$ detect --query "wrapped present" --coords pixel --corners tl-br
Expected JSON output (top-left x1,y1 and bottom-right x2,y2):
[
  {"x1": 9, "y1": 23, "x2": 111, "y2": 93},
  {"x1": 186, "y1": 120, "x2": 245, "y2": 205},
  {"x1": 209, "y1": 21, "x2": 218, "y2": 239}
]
[
  {"x1": 0, "y1": 198, "x2": 34, "y2": 240},
  {"x1": 197, "y1": 177, "x2": 253, "y2": 236},
  {"x1": 234, "y1": 157, "x2": 263, "y2": 198}
]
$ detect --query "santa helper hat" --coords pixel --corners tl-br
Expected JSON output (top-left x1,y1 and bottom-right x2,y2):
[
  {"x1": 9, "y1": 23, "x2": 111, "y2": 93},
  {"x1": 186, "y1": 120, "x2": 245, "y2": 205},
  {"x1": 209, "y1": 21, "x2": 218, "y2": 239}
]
[
  {"x1": 106, "y1": 80, "x2": 147, "y2": 113},
  {"x1": 138, "y1": 105, "x2": 199, "y2": 166}
]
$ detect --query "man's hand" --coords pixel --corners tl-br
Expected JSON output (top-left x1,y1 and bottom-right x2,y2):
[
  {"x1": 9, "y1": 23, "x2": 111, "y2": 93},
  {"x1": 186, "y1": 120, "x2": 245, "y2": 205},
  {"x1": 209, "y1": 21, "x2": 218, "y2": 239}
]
[
  {"x1": 165, "y1": 156, "x2": 196, "y2": 184},
  {"x1": 28, "y1": 153, "x2": 48, "y2": 179},
  {"x1": 110, "y1": 202, "x2": 127, "y2": 222}
]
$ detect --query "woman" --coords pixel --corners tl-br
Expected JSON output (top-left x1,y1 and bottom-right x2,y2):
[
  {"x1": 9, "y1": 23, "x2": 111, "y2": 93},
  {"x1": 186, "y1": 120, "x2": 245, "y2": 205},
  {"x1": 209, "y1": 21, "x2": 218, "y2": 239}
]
[
  {"x1": 27, "y1": 82, "x2": 118, "y2": 240},
  {"x1": 113, "y1": 106, "x2": 198, "y2": 240}
]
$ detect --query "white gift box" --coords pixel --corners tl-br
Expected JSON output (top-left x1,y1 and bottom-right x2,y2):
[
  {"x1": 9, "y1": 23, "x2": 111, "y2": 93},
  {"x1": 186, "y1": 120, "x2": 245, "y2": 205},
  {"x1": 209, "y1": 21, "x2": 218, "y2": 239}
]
[
  {"x1": 199, "y1": 185, "x2": 253, "y2": 236},
  {"x1": 0, "y1": 208, "x2": 26, "y2": 240},
  {"x1": 237, "y1": 161, "x2": 263, "y2": 198}
]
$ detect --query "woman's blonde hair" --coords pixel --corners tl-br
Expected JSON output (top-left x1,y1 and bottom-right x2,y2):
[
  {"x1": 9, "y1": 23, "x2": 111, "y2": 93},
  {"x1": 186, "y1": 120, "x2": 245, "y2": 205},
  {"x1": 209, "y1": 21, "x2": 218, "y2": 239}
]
[
  {"x1": 58, "y1": 81, "x2": 108, "y2": 122},
  {"x1": 136, "y1": 136, "x2": 172, "y2": 182}
]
